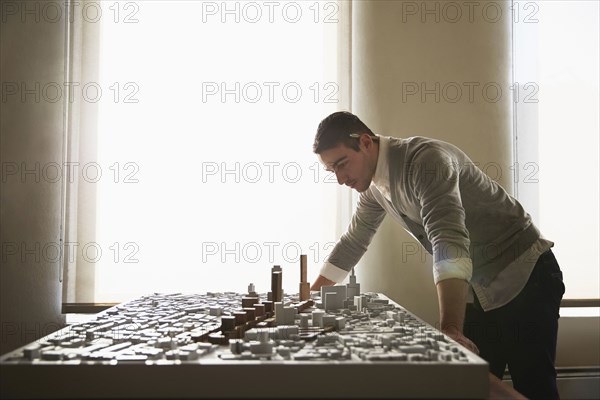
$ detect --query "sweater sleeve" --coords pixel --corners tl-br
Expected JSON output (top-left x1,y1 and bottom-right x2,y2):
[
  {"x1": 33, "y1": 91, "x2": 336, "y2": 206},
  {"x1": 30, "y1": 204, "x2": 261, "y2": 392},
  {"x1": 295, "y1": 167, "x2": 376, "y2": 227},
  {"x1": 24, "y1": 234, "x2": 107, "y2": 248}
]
[
  {"x1": 319, "y1": 188, "x2": 387, "y2": 283},
  {"x1": 410, "y1": 146, "x2": 473, "y2": 284}
]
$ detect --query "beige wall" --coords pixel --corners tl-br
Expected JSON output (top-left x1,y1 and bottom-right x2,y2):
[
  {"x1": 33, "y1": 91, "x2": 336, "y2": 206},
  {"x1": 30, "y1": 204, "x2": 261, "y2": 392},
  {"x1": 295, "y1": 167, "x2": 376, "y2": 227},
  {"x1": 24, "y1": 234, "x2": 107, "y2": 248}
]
[
  {"x1": 0, "y1": 6, "x2": 66, "y2": 354},
  {"x1": 557, "y1": 316, "x2": 600, "y2": 367}
]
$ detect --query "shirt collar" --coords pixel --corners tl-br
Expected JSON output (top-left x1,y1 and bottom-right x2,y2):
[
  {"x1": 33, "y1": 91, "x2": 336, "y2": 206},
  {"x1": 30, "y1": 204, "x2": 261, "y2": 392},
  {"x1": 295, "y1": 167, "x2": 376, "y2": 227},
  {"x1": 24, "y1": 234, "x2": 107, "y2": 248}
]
[{"x1": 372, "y1": 135, "x2": 390, "y2": 191}]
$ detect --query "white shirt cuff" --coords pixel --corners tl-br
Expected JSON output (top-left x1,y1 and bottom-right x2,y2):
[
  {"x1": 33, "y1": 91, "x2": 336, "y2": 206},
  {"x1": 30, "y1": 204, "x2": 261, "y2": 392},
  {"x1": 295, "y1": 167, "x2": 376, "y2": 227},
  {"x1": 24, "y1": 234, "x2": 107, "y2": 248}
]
[
  {"x1": 319, "y1": 262, "x2": 350, "y2": 283},
  {"x1": 433, "y1": 258, "x2": 472, "y2": 284}
]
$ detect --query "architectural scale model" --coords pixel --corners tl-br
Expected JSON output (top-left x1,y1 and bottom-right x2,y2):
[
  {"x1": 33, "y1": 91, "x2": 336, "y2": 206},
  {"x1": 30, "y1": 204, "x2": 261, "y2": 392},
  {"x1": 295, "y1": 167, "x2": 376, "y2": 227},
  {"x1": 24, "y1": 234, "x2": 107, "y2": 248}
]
[{"x1": 0, "y1": 257, "x2": 489, "y2": 399}]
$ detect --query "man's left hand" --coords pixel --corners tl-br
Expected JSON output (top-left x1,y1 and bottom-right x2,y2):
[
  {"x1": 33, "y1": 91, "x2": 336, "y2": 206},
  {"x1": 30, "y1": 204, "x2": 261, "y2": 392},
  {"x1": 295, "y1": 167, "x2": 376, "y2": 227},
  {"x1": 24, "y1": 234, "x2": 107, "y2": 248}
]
[{"x1": 443, "y1": 328, "x2": 480, "y2": 355}]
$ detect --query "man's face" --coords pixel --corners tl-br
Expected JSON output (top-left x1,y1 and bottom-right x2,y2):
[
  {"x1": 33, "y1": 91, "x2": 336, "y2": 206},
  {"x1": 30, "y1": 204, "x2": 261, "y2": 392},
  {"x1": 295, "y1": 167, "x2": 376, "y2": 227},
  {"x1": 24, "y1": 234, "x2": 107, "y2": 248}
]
[{"x1": 318, "y1": 139, "x2": 376, "y2": 192}]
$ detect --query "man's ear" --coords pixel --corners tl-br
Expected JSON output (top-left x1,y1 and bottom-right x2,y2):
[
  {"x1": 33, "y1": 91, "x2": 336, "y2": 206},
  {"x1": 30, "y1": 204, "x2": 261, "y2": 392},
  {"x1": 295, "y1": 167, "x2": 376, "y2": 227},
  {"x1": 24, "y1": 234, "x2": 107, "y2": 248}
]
[{"x1": 360, "y1": 133, "x2": 372, "y2": 150}]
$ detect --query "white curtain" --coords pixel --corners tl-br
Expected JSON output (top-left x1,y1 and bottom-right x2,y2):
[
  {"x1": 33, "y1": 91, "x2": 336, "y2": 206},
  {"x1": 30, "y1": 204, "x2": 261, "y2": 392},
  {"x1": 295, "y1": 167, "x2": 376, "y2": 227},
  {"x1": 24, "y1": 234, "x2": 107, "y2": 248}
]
[
  {"x1": 513, "y1": 0, "x2": 599, "y2": 300},
  {"x1": 63, "y1": 0, "x2": 351, "y2": 303}
]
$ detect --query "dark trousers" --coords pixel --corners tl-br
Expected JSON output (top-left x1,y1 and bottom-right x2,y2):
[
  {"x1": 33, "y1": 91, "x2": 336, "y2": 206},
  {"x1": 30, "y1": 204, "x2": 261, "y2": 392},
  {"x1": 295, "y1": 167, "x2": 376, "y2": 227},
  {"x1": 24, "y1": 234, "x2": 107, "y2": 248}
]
[{"x1": 463, "y1": 250, "x2": 565, "y2": 400}]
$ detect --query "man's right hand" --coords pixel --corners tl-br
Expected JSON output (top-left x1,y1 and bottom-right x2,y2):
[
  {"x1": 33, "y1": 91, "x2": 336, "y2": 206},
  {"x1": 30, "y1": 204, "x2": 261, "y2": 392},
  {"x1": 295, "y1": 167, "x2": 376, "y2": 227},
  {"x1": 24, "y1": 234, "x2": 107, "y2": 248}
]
[{"x1": 310, "y1": 274, "x2": 335, "y2": 291}]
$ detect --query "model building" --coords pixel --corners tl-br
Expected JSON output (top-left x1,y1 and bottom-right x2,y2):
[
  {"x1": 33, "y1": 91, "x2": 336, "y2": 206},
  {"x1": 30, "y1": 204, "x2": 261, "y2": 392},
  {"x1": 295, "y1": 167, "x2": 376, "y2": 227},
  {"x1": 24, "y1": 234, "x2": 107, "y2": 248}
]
[{"x1": 0, "y1": 256, "x2": 488, "y2": 399}]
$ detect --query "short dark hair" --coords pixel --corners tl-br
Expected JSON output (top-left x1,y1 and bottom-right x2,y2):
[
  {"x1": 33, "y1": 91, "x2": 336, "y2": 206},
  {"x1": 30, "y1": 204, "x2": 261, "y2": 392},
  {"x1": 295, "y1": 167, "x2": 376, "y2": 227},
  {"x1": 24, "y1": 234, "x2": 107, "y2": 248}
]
[{"x1": 313, "y1": 111, "x2": 375, "y2": 154}]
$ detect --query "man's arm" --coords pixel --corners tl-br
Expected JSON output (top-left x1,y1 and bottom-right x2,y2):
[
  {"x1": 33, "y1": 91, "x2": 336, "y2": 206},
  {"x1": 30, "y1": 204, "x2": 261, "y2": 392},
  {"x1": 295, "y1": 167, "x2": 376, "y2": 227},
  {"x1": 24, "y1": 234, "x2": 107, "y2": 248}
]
[
  {"x1": 410, "y1": 146, "x2": 478, "y2": 354},
  {"x1": 313, "y1": 188, "x2": 386, "y2": 288},
  {"x1": 436, "y1": 278, "x2": 479, "y2": 354}
]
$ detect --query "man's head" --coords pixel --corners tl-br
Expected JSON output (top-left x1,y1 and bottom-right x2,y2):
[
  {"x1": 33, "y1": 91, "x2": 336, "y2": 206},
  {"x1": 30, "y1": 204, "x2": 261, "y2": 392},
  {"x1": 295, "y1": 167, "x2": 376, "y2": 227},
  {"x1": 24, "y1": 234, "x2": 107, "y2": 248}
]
[
  {"x1": 313, "y1": 111, "x2": 379, "y2": 192},
  {"x1": 313, "y1": 111, "x2": 375, "y2": 153}
]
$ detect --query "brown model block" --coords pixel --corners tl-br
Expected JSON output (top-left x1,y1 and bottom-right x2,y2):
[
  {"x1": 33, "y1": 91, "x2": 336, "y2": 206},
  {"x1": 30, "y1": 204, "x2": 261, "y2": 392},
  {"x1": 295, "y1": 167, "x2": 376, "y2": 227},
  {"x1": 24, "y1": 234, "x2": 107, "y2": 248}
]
[
  {"x1": 299, "y1": 282, "x2": 310, "y2": 301},
  {"x1": 271, "y1": 270, "x2": 282, "y2": 303},
  {"x1": 242, "y1": 296, "x2": 259, "y2": 308},
  {"x1": 225, "y1": 325, "x2": 246, "y2": 340},
  {"x1": 233, "y1": 311, "x2": 248, "y2": 326},
  {"x1": 220, "y1": 316, "x2": 236, "y2": 332},
  {"x1": 300, "y1": 254, "x2": 307, "y2": 282},
  {"x1": 299, "y1": 254, "x2": 310, "y2": 301},
  {"x1": 253, "y1": 304, "x2": 265, "y2": 318},
  {"x1": 262, "y1": 301, "x2": 274, "y2": 315},
  {"x1": 243, "y1": 307, "x2": 256, "y2": 321}
]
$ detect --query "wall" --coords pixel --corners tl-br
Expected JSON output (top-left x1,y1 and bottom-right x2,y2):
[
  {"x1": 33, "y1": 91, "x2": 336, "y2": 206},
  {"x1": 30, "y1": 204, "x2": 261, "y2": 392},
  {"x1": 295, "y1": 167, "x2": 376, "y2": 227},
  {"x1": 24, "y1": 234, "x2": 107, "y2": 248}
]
[
  {"x1": 0, "y1": 3, "x2": 66, "y2": 355},
  {"x1": 557, "y1": 314, "x2": 600, "y2": 367}
]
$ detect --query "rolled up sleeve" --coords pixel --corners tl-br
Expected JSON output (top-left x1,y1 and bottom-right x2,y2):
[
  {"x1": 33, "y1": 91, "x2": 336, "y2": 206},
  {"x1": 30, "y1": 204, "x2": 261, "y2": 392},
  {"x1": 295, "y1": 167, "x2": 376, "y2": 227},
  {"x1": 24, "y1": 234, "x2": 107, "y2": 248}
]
[
  {"x1": 433, "y1": 258, "x2": 473, "y2": 284},
  {"x1": 319, "y1": 262, "x2": 351, "y2": 283}
]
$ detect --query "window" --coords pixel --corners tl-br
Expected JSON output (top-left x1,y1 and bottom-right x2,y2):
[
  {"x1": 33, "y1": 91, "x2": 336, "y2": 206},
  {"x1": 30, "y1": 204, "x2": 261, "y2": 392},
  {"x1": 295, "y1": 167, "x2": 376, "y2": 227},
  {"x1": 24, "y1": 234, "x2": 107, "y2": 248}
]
[
  {"x1": 512, "y1": 0, "x2": 599, "y2": 299},
  {"x1": 64, "y1": 0, "x2": 346, "y2": 303}
]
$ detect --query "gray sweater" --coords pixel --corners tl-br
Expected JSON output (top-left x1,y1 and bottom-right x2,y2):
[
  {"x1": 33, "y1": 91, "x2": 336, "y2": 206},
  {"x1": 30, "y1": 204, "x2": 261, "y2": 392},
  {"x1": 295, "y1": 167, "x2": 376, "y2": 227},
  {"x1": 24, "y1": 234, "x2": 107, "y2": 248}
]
[{"x1": 320, "y1": 136, "x2": 548, "y2": 310}]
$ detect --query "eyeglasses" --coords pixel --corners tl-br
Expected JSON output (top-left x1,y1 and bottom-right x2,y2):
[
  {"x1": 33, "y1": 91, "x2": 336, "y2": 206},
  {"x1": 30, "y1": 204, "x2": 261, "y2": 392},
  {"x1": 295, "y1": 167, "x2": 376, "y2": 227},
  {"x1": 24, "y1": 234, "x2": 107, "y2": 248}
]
[
  {"x1": 326, "y1": 157, "x2": 350, "y2": 174},
  {"x1": 323, "y1": 134, "x2": 378, "y2": 173},
  {"x1": 349, "y1": 133, "x2": 379, "y2": 140}
]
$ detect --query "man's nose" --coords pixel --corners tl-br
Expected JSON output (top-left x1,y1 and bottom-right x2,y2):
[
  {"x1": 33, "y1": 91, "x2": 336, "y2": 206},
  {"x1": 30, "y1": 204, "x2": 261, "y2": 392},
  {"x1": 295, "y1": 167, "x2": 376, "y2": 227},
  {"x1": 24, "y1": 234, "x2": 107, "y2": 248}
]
[{"x1": 335, "y1": 171, "x2": 346, "y2": 185}]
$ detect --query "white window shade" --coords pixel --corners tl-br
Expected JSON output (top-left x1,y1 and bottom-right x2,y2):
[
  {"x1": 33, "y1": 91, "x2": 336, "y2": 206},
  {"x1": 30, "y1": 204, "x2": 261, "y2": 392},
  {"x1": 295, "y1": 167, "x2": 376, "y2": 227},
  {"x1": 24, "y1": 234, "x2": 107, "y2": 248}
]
[
  {"x1": 513, "y1": 0, "x2": 599, "y2": 299},
  {"x1": 64, "y1": 1, "x2": 347, "y2": 303}
]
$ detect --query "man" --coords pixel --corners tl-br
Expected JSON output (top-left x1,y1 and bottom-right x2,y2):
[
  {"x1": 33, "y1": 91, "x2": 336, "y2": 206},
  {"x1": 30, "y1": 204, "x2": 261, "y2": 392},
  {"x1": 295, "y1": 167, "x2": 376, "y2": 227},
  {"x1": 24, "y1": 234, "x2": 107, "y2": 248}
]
[{"x1": 310, "y1": 111, "x2": 565, "y2": 400}]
